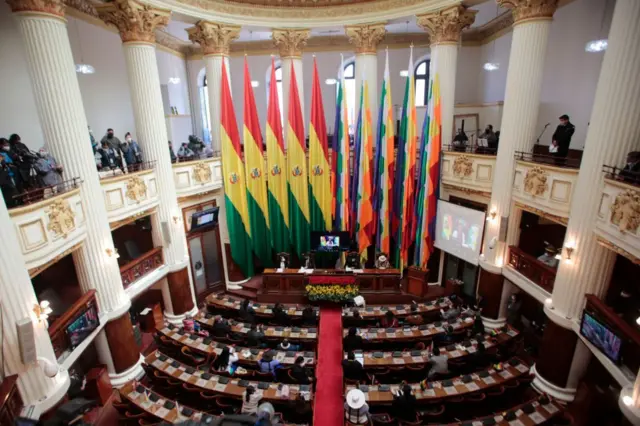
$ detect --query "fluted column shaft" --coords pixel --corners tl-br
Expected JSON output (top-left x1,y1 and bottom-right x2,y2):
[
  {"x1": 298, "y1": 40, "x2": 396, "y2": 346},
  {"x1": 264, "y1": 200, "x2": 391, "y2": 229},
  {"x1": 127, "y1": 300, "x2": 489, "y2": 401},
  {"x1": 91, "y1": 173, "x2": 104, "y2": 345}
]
[
  {"x1": 12, "y1": 12, "x2": 129, "y2": 314},
  {"x1": 481, "y1": 19, "x2": 552, "y2": 267},
  {"x1": 121, "y1": 43, "x2": 193, "y2": 302},
  {"x1": 431, "y1": 44, "x2": 458, "y2": 150},
  {"x1": 282, "y1": 56, "x2": 304, "y2": 132},
  {"x1": 204, "y1": 54, "x2": 229, "y2": 154},
  {"x1": 547, "y1": 0, "x2": 640, "y2": 325}
]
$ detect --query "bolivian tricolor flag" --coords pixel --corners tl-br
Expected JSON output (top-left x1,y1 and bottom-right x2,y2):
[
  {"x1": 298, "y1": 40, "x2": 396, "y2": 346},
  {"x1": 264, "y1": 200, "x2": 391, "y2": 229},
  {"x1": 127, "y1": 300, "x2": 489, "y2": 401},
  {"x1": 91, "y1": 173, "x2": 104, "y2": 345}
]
[
  {"x1": 266, "y1": 58, "x2": 290, "y2": 255},
  {"x1": 308, "y1": 58, "x2": 331, "y2": 231},
  {"x1": 220, "y1": 61, "x2": 253, "y2": 278},
  {"x1": 332, "y1": 55, "x2": 350, "y2": 232},
  {"x1": 286, "y1": 64, "x2": 311, "y2": 257},
  {"x1": 243, "y1": 59, "x2": 272, "y2": 266}
]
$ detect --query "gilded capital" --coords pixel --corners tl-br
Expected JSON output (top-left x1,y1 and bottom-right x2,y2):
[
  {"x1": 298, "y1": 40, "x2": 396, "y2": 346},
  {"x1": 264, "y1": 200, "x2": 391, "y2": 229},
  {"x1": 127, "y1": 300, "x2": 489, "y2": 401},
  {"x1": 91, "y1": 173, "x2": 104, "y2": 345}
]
[
  {"x1": 417, "y1": 5, "x2": 477, "y2": 45},
  {"x1": 498, "y1": 0, "x2": 558, "y2": 24},
  {"x1": 6, "y1": 0, "x2": 65, "y2": 17},
  {"x1": 345, "y1": 23, "x2": 387, "y2": 55},
  {"x1": 96, "y1": 0, "x2": 170, "y2": 44},
  {"x1": 187, "y1": 21, "x2": 240, "y2": 56},
  {"x1": 272, "y1": 28, "x2": 310, "y2": 58}
]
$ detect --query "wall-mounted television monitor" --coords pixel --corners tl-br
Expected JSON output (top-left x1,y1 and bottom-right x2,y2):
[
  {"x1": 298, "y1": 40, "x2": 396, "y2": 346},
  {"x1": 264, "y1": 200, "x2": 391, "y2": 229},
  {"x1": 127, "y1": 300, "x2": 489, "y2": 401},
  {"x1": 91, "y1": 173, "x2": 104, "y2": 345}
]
[
  {"x1": 580, "y1": 311, "x2": 623, "y2": 364},
  {"x1": 66, "y1": 304, "x2": 100, "y2": 349},
  {"x1": 311, "y1": 231, "x2": 350, "y2": 252},
  {"x1": 191, "y1": 207, "x2": 219, "y2": 232}
]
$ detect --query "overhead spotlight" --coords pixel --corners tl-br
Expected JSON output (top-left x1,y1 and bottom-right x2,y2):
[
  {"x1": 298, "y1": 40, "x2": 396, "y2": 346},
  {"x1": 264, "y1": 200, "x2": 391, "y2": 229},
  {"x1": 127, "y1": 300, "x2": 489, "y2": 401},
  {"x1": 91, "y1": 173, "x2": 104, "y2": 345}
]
[
  {"x1": 325, "y1": 78, "x2": 337, "y2": 85},
  {"x1": 585, "y1": 39, "x2": 607, "y2": 52},
  {"x1": 399, "y1": 70, "x2": 409, "y2": 77},
  {"x1": 251, "y1": 81, "x2": 260, "y2": 88},
  {"x1": 75, "y1": 64, "x2": 95, "y2": 74},
  {"x1": 483, "y1": 62, "x2": 499, "y2": 71},
  {"x1": 168, "y1": 77, "x2": 181, "y2": 84},
  {"x1": 636, "y1": 316, "x2": 640, "y2": 326}
]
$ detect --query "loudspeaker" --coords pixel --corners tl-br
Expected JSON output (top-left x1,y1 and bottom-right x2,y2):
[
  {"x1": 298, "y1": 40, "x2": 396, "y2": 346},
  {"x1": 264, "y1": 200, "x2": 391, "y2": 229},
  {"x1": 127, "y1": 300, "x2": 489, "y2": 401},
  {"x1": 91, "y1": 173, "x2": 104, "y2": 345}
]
[
  {"x1": 161, "y1": 221, "x2": 172, "y2": 245},
  {"x1": 498, "y1": 215, "x2": 509, "y2": 242},
  {"x1": 16, "y1": 318, "x2": 37, "y2": 364}
]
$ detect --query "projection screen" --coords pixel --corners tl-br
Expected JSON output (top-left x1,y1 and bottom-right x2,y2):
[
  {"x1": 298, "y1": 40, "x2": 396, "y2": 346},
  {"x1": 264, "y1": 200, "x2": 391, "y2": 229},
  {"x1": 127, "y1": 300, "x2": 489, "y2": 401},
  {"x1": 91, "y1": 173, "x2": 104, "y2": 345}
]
[{"x1": 434, "y1": 199, "x2": 486, "y2": 265}]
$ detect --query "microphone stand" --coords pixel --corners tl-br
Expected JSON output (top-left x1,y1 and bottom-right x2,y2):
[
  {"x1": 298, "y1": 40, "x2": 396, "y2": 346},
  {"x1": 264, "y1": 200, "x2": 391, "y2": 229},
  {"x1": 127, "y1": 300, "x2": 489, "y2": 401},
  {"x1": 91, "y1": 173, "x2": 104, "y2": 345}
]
[{"x1": 533, "y1": 123, "x2": 550, "y2": 153}]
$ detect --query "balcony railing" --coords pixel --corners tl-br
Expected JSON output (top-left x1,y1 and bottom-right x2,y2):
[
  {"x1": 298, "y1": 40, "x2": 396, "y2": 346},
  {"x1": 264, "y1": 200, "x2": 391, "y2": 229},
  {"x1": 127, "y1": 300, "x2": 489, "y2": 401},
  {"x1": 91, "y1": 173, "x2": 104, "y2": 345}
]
[
  {"x1": 10, "y1": 177, "x2": 81, "y2": 206},
  {"x1": 120, "y1": 246, "x2": 164, "y2": 289},
  {"x1": 48, "y1": 290, "x2": 99, "y2": 361},
  {"x1": 443, "y1": 143, "x2": 497, "y2": 156},
  {"x1": 507, "y1": 246, "x2": 557, "y2": 293},
  {"x1": 603, "y1": 164, "x2": 640, "y2": 187},
  {"x1": 514, "y1": 151, "x2": 581, "y2": 169},
  {"x1": 99, "y1": 160, "x2": 156, "y2": 179}
]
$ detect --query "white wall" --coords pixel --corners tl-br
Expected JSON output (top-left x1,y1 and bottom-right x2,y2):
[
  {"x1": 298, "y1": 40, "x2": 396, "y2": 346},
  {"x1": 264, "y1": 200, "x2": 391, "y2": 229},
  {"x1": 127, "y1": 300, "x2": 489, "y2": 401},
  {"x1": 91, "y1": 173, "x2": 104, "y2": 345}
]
[{"x1": 157, "y1": 49, "x2": 190, "y2": 116}]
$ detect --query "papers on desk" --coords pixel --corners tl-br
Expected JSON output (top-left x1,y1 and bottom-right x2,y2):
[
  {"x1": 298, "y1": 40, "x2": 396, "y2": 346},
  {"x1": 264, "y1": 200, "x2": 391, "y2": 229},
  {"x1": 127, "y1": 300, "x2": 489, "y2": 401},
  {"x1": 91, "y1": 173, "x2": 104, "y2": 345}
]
[
  {"x1": 482, "y1": 376, "x2": 496, "y2": 385},
  {"x1": 443, "y1": 386, "x2": 458, "y2": 395},
  {"x1": 529, "y1": 412, "x2": 546, "y2": 423},
  {"x1": 196, "y1": 378, "x2": 207, "y2": 387},
  {"x1": 499, "y1": 370, "x2": 513, "y2": 379},
  {"x1": 465, "y1": 382, "x2": 480, "y2": 392},
  {"x1": 276, "y1": 268, "x2": 284, "y2": 273},
  {"x1": 509, "y1": 420, "x2": 526, "y2": 426},
  {"x1": 355, "y1": 353, "x2": 364, "y2": 366},
  {"x1": 543, "y1": 403, "x2": 559, "y2": 415},
  {"x1": 155, "y1": 407, "x2": 170, "y2": 418},
  {"x1": 166, "y1": 366, "x2": 177, "y2": 374},
  {"x1": 352, "y1": 269, "x2": 364, "y2": 273},
  {"x1": 515, "y1": 364, "x2": 530, "y2": 373}
]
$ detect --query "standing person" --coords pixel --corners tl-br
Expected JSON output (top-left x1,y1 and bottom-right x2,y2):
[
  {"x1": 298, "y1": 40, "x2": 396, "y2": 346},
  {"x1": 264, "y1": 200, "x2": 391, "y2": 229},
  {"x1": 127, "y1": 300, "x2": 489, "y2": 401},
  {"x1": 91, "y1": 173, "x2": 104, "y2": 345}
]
[
  {"x1": 100, "y1": 128, "x2": 122, "y2": 151},
  {"x1": 34, "y1": 147, "x2": 63, "y2": 191},
  {"x1": 506, "y1": 293, "x2": 523, "y2": 328},
  {"x1": 257, "y1": 351, "x2": 281, "y2": 378},
  {"x1": 188, "y1": 135, "x2": 205, "y2": 158},
  {"x1": 552, "y1": 114, "x2": 575, "y2": 161},
  {"x1": 97, "y1": 141, "x2": 119, "y2": 170},
  {"x1": 247, "y1": 323, "x2": 265, "y2": 347},
  {"x1": 88, "y1": 126, "x2": 96, "y2": 149},
  {"x1": 212, "y1": 346, "x2": 238, "y2": 373},
  {"x1": 168, "y1": 141, "x2": 177, "y2": 162},
  {"x1": 290, "y1": 356, "x2": 312, "y2": 384},
  {"x1": 343, "y1": 327, "x2": 364, "y2": 352},
  {"x1": 479, "y1": 124, "x2": 498, "y2": 150},
  {"x1": 391, "y1": 384, "x2": 418, "y2": 422},
  {"x1": 452, "y1": 128, "x2": 468, "y2": 151},
  {"x1": 241, "y1": 385, "x2": 261, "y2": 415},
  {"x1": 342, "y1": 351, "x2": 365, "y2": 381},
  {"x1": 301, "y1": 306, "x2": 316, "y2": 326},
  {"x1": 0, "y1": 139, "x2": 19, "y2": 207},
  {"x1": 272, "y1": 303, "x2": 290, "y2": 325},
  {"x1": 239, "y1": 299, "x2": 256, "y2": 324},
  {"x1": 120, "y1": 132, "x2": 142, "y2": 166},
  {"x1": 9, "y1": 134, "x2": 36, "y2": 190}
]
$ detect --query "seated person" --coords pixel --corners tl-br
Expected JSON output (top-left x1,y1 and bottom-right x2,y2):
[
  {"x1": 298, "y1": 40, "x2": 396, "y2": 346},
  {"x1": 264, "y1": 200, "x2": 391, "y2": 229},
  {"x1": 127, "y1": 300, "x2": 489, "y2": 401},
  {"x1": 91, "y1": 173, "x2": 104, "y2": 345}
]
[
  {"x1": 619, "y1": 151, "x2": 640, "y2": 182},
  {"x1": 241, "y1": 386, "x2": 261, "y2": 415},
  {"x1": 302, "y1": 252, "x2": 315, "y2": 269},
  {"x1": 470, "y1": 342, "x2": 493, "y2": 369},
  {"x1": 537, "y1": 245, "x2": 559, "y2": 268},
  {"x1": 287, "y1": 394, "x2": 313, "y2": 424},
  {"x1": 301, "y1": 306, "x2": 316, "y2": 326},
  {"x1": 177, "y1": 142, "x2": 194, "y2": 160},
  {"x1": 183, "y1": 315, "x2": 200, "y2": 334},
  {"x1": 239, "y1": 299, "x2": 256, "y2": 324},
  {"x1": 452, "y1": 128, "x2": 468, "y2": 151},
  {"x1": 272, "y1": 302, "x2": 291, "y2": 325},
  {"x1": 342, "y1": 351, "x2": 365, "y2": 381},
  {"x1": 479, "y1": 124, "x2": 498, "y2": 150},
  {"x1": 0, "y1": 139, "x2": 19, "y2": 208},
  {"x1": 350, "y1": 309, "x2": 367, "y2": 328},
  {"x1": 247, "y1": 323, "x2": 265, "y2": 347},
  {"x1": 212, "y1": 315, "x2": 231, "y2": 338},
  {"x1": 427, "y1": 346, "x2": 449, "y2": 379},
  {"x1": 405, "y1": 304, "x2": 424, "y2": 325},
  {"x1": 290, "y1": 356, "x2": 312, "y2": 384},
  {"x1": 344, "y1": 389, "x2": 369, "y2": 424},
  {"x1": 345, "y1": 250, "x2": 362, "y2": 270},
  {"x1": 212, "y1": 345, "x2": 238, "y2": 373},
  {"x1": 374, "y1": 252, "x2": 390, "y2": 269},
  {"x1": 391, "y1": 384, "x2": 418, "y2": 422},
  {"x1": 257, "y1": 351, "x2": 281, "y2": 378},
  {"x1": 380, "y1": 311, "x2": 399, "y2": 328},
  {"x1": 278, "y1": 338, "x2": 300, "y2": 352},
  {"x1": 434, "y1": 325, "x2": 457, "y2": 347},
  {"x1": 440, "y1": 301, "x2": 461, "y2": 320},
  {"x1": 343, "y1": 327, "x2": 364, "y2": 352},
  {"x1": 473, "y1": 315, "x2": 485, "y2": 336}
]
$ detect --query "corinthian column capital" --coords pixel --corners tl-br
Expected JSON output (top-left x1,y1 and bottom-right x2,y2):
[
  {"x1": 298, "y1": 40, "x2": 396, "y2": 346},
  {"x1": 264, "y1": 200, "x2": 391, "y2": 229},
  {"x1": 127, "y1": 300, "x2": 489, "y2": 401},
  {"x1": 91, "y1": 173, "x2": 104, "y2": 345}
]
[
  {"x1": 345, "y1": 23, "x2": 387, "y2": 55},
  {"x1": 96, "y1": 0, "x2": 170, "y2": 44},
  {"x1": 498, "y1": 0, "x2": 558, "y2": 24},
  {"x1": 187, "y1": 21, "x2": 241, "y2": 56},
  {"x1": 417, "y1": 5, "x2": 477, "y2": 45},
  {"x1": 272, "y1": 28, "x2": 310, "y2": 59},
  {"x1": 6, "y1": 0, "x2": 65, "y2": 18}
]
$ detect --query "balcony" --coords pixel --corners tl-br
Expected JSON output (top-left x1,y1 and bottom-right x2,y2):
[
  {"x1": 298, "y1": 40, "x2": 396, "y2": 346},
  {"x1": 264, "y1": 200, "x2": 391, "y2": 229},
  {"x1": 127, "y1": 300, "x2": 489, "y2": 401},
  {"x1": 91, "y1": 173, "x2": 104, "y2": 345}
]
[
  {"x1": 8, "y1": 179, "x2": 87, "y2": 276},
  {"x1": 594, "y1": 166, "x2": 640, "y2": 262},
  {"x1": 100, "y1": 162, "x2": 159, "y2": 225},
  {"x1": 512, "y1": 152, "x2": 579, "y2": 224},
  {"x1": 441, "y1": 145, "x2": 496, "y2": 198},
  {"x1": 120, "y1": 246, "x2": 164, "y2": 290},
  {"x1": 505, "y1": 245, "x2": 556, "y2": 297},
  {"x1": 173, "y1": 157, "x2": 223, "y2": 200}
]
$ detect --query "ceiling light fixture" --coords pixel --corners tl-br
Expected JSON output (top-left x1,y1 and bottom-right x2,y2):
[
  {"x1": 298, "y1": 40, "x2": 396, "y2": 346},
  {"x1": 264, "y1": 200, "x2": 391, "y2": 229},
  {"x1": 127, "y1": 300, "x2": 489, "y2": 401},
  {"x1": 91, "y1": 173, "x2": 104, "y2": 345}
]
[
  {"x1": 483, "y1": 62, "x2": 499, "y2": 71},
  {"x1": 251, "y1": 80, "x2": 259, "y2": 88},
  {"x1": 73, "y1": 20, "x2": 95, "y2": 75},
  {"x1": 325, "y1": 78, "x2": 337, "y2": 85},
  {"x1": 168, "y1": 77, "x2": 181, "y2": 84},
  {"x1": 585, "y1": 39, "x2": 608, "y2": 53},
  {"x1": 483, "y1": 5, "x2": 500, "y2": 72},
  {"x1": 399, "y1": 70, "x2": 409, "y2": 77}
]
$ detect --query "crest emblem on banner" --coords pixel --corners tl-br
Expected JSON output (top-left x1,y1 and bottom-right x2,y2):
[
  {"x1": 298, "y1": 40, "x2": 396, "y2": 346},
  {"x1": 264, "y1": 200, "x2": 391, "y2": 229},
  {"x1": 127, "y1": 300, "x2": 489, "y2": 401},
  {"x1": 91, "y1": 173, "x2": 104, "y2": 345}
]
[
  {"x1": 250, "y1": 167, "x2": 262, "y2": 179},
  {"x1": 311, "y1": 165, "x2": 323, "y2": 176},
  {"x1": 291, "y1": 166, "x2": 303, "y2": 177},
  {"x1": 271, "y1": 165, "x2": 282, "y2": 176},
  {"x1": 229, "y1": 172, "x2": 239, "y2": 184}
]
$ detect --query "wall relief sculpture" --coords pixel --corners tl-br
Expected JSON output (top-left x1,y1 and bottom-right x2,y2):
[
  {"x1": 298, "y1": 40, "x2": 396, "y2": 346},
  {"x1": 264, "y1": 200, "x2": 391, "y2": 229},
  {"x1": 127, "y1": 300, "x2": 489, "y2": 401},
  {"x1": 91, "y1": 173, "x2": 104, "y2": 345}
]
[
  {"x1": 523, "y1": 166, "x2": 549, "y2": 196},
  {"x1": 452, "y1": 155, "x2": 474, "y2": 178},
  {"x1": 47, "y1": 199, "x2": 76, "y2": 238},
  {"x1": 125, "y1": 176, "x2": 148, "y2": 203},
  {"x1": 610, "y1": 189, "x2": 640, "y2": 234},
  {"x1": 193, "y1": 162, "x2": 212, "y2": 184}
]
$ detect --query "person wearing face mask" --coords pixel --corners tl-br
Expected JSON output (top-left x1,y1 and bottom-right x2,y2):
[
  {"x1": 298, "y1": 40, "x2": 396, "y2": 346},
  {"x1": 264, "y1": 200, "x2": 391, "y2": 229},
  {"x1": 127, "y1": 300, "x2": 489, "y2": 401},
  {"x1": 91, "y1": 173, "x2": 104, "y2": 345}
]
[
  {"x1": 34, "y1": 147, "x2": 63, "y2": 190},
  {"x1": 97, "y1": 140, "x2": 119, "y2": 170},
  {"x1": 168, "y1": 141, "x2": 177, "y2": 163},
  {"x1": 177, "y1": 142, "x2": 194, "y2": 160},
  {"x1": 100, "y1": 128, "x2": 122, "y2": 153},
  {"x1": 120, "y1": 132, "x2": 142, "y2": 166},
  {"x1": 479, "y1": 124, "x2": 498, "y2": 150},
  {"x1": 0, "y1": 138, "x2": 19, "y2": 207},
  {"x1": 8, "y1": 134, "x2": 37, "y2": 190}
]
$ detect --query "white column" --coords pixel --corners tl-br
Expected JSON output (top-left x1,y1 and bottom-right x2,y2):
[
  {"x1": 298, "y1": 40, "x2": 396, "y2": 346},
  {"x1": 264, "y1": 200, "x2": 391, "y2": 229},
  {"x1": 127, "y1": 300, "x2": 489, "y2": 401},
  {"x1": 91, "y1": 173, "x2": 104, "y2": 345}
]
[
  {"x1": 546, "y1": 0, "x2": 640, "y2": 327},
  {"x1": 0, "y1": 195, "x2": 70, "y2": 410},
  {"x1": 204, "y1": 54, "x2": 229, "y2": 154},
  {"x1": 480, "y1": 2, "x2": 556, "y2": 267},
  {"x1": 273, "y1": 29, "x2": 309, "y2": 132},
  {"x1": 619, "y1": 368, "x2": 640, "y2": 426},
  {"x1": 11, "y1": 6, "x2": 129, "y2": 314},
  {"x1": 431, "y1": 44, "x2": 458, "y2": 148},
  {"x1": 281, "y1": 56, "x2": 304, "y2": 131}
]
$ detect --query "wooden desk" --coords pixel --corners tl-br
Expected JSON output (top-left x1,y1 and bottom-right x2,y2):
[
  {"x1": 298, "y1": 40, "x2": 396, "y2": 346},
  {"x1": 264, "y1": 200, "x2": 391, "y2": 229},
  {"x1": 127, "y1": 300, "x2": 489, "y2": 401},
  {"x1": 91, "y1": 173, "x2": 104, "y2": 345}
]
[
  {"x1": 358, "y1": 326, "x2": 519, "y2": 367},
  {"x1": 157, "y1": 326, "x2": 315, "y2": 366},
  {"x1": 206, "y1": 292, "x2": 452, "y2": 320},
  {"x1": 345, "y1": 316, "x2": 475, "y2": 342},
  {"x1": 346, "y1": 357, "x2": 529, "y2": 403},
  {"x1": 261, "y1": 268, "x2": 403, "y2": 303},
  {"x1": 146, "y1": 352, "x2": 313, "y2": 403},
  {"x1": 194, "y1": 313, "x2": 318, "y2": 342},
  {"x1": 443, "y1": 396, "x2": 563, "y2": 425}
]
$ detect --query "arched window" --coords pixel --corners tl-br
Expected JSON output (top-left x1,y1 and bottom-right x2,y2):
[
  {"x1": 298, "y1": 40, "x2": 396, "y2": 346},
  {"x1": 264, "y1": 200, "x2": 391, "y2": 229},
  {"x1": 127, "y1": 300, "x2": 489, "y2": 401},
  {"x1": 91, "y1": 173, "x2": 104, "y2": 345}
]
[
  {"x1": 415, "y1": 59, "x2": 430, "y2": 107},
  {"x1": 200, "y1": 74, "x2": 211, "y2": 143},
  {"x1": 341, "y1": 61, "x2": 356, "y2": 134},
  {"x1": 266, "y1": 64, "x2": 284, "y2": 127}
]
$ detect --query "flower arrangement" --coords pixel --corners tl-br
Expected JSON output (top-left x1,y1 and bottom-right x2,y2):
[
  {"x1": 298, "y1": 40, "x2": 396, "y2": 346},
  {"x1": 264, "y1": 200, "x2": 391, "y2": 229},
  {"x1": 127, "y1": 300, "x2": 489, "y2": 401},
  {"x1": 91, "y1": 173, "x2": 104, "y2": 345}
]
[{"x1": 305, "y1": 283, "x2": 359, "y2": 302}]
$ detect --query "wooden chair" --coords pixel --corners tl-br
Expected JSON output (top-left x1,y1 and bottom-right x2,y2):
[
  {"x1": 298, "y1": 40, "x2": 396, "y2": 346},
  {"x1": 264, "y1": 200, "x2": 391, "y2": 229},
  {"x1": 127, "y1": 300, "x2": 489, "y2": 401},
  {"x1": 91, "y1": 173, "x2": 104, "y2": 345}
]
[
  {"x1": 113, "y1": 401, "x2": 134, "y2": 415},
  {"x1": 137, "y1": 419, "x2": 161, "y2": 426},
  {"x1": 215, "y1": 395, "x2": 240, "y2": 414},
  {"x1": 253, "y1": 370, "x2": 276, "y2": 381},
  {"x1": 124, "y1": 411, "x2": 148, "y2": 425},
  {"x1": 370, "y1": 413, "x2": 395, "y2": 425},
  {"x1": 485, "y1": 385, "x2": 505, "y2": 398},
  {"x1": 276, "y1": 367, "x2": 294, "y2": 384},
  {"x1": 199, "y1": 391, "x2": 223, "y2": 414},
  {"x1": 398, "y1": 414, "x2": 422, "y2": 426},
  {"x1": 421, "y1": 404, "x2": 445, "y2": 419},
  {"x1": 181, "y1": 346, "x2": 209, "y2": 367},
  {"x1": 465, "y1": 392, "x2": 486, "y2": 402}
]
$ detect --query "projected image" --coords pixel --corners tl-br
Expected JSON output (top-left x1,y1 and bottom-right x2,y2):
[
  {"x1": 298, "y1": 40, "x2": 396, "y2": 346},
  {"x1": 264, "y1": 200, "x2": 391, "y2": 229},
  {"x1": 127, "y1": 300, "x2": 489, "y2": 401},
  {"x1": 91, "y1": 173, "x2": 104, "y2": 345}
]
[
  {"x1": 580, "y1": 312, "x2": 622, "y2": 363},
  {"x1": 320, "y1": 235, "x2": 340, "y2": 249},
  {"x1": 434, "y1": 200, "x2": 486, "y2": 265}
]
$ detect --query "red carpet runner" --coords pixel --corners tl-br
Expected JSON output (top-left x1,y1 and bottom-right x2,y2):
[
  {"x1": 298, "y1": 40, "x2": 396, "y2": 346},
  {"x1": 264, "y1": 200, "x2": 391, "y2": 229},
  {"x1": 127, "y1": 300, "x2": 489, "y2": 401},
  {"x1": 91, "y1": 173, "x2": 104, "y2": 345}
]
[{"x1": 313, "y1": 306, "x2": 344, "y2": 426}]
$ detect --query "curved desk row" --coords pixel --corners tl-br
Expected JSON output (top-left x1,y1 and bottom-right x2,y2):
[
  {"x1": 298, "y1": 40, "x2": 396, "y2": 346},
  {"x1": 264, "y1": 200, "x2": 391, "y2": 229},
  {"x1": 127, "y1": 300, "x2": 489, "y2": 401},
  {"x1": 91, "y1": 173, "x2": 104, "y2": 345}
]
[{"x1": 194, "y1": 313, "x2": 318, "y2": 342}]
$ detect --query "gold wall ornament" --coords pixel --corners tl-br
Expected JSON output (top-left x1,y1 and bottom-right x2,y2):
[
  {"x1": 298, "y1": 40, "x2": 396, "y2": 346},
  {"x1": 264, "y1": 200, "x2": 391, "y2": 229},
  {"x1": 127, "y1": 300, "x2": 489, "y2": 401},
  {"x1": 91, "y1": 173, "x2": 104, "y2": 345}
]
[
  {"x1": 344, "y1": 23, "x2": 387, "y2": 55},
  {"x1": 523, "y1": 166, "x2": 549, "y2": 196},
  {"x1": 497, "y1": 0, "x2": 558, "y2": 24},
  {"x1": 452, "y1": 155, "x2": 474, "y2": 178},
  {"x1": 125, "y1": 176, "x2": 148, "y2": 203},
  {"x1": 272, "y1": 29, "x2": 310, "y2": 58},
  {"x1": 193, "y1": 162, "x2": 213, "y2": 185},
  {"x1": 610, "y1": 189, "x2": 640, "y2": 234},
  {"x1": 417, "y1": 5, "x2": 477, "y2": 45},
  {"x1": 7, "y1": 0, "x2": 65, "y2": 16},
  {"x1": 187, "y1": 21, "x2": 241, "y2": 56},
  {"x1": 46, "y1": 199, "x2": 76, "y2": 238},
  {"x1": 96, "y1": 0, "x2": 170, "y2": 44}
]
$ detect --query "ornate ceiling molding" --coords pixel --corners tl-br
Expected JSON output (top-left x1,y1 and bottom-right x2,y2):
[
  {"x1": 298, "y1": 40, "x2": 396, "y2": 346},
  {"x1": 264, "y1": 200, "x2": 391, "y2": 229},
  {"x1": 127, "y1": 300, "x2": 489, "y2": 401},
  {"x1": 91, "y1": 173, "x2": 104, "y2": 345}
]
[
  {"x1": 417, "y1": 4, "x2": 477, "y2": 45},
  {"x1": 187, "y1": 21, "x2": 241, "y2": 56},
  {"x1": 272, "y1": 28, "x2": 310, "y2": 58},
  {"x1": 7, "y1": 0, "x2": 65, "y2": 18},
  {"x1": 96, "y1": 0, "x2": 171, "y2": 44},
  {"x1": 344, "y1": 22, "x2": 387, "y2": 55},
  {"x1": 497, "y1": 0, "x2": 559, "y2": 24}
]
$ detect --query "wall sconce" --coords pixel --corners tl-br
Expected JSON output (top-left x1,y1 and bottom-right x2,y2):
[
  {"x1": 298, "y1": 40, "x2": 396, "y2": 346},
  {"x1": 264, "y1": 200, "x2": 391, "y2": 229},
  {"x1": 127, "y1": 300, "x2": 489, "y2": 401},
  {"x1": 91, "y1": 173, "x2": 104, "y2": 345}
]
[
  {"x1": 544, "y1": 297, "x2": 553, "y2": 309},
  {"x1": 33, "y1": 301, "x2": 52, "y2": 323},
  {"x1": 636, "y1": 316, "x2": 640, "y2": 326},
  {"x1": 172, "y1": 215, "x2": 181, "y2": 224},
  {"x1": 486, "y1": 210, "x2": 497, "y2": 222},
  {"x1": 105, "y1": 248, "x2": 120, "y2": 259},
  {"x1": 564, "y1": 245, "x2": 575, "y2": 264},
  {"x1": 622, "y1": 395, "x2": 633, "y2": 407},
  {"x1": 495, "y1": 256, "x2": 504, "y2": 268}
]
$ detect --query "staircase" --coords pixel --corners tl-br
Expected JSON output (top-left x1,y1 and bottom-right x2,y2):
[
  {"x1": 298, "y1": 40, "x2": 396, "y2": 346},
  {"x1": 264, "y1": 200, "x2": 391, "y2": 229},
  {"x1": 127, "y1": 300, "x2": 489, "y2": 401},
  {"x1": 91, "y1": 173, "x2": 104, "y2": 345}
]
[{"x1": 227, "y1": 276, "x2": 262, "y2": 300}]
